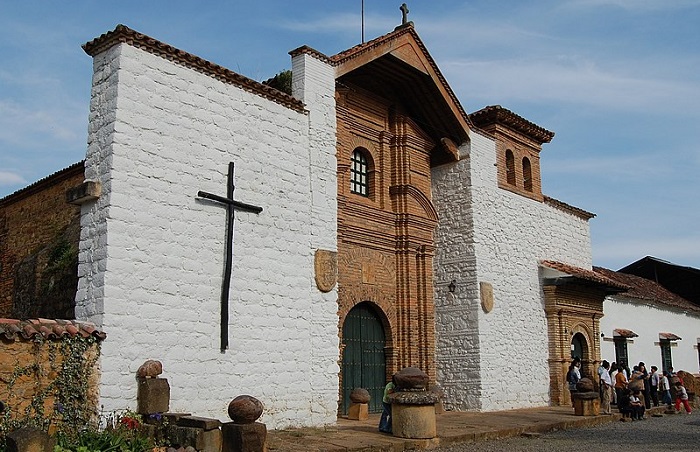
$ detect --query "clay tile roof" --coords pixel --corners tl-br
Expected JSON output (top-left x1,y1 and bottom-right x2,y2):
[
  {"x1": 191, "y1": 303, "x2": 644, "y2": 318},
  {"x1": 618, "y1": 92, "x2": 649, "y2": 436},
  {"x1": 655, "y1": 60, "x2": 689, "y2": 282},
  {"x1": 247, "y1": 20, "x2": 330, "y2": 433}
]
[
  {"x1": 469, "y1": 105, "x2": 555, "y2": 144},
  {"x1": 82, "y1": 25, "x2": 304, "y2": 113},
  {"x1": 0, "y1": 319, "x2": 106, "y2": 342},
  {"x1": 0, "y1": 161, "x2": 84, "y2": 206},
  {"x1": 540, "y1": 260, "x2": 630, "y2": 290},
  {"x1": 593, "y1": 266, "x2": 700, "y2": 314},
  {"x1": 329, "y1": 24, "x2": 413, "y2": 65},
  {"x1": 659, "y1": 332, "x2": 682, "y2": 341},
  {"x1": 613, "y1": 328, "x2": 639, "y2": 338},
  {"x1": 543, "y1": 196, "x2": 595, "y2": 220}
]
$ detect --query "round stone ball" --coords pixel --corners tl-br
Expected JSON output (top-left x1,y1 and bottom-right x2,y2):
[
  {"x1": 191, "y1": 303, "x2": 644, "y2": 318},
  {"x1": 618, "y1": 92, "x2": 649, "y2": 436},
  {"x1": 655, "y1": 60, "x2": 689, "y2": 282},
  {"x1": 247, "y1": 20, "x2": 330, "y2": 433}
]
[
  {"x1": 228, "y1": 395, "x2": 264, "y2": 424},
  {"x1": 576, "y1": 377, "x2": 595, "y2": 393},
  {"x1": 136, "y1": 360, "x2": 163, "y2": 378},
  {"x1": 394, "y1": 367, "x2": 429, "y2": 391},
  {"x1": 350, "y1": 388, "x2": 371, "y2": 404}
]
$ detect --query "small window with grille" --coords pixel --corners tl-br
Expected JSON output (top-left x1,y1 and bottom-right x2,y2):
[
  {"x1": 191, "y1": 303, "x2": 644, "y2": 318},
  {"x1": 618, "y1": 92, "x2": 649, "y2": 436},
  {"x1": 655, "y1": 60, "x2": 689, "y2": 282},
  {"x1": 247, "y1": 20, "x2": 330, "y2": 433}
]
[{"x1": 350, "y1": 149, "x2": 369, "y2": 196}]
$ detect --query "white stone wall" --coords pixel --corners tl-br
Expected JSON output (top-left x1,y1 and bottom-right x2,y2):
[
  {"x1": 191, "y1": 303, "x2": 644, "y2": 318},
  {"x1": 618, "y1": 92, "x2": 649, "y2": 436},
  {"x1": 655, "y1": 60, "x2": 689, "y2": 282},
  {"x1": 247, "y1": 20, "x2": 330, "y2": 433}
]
[
  {"x1": 601, "y1": 296, "x2": 700, "y2": 374},
  {"x1": 433, "y1": 130, "x2": 593, "y2": 412},
  {"x1": 76, "y1": 42, "x2": 338, "y2": 428}
]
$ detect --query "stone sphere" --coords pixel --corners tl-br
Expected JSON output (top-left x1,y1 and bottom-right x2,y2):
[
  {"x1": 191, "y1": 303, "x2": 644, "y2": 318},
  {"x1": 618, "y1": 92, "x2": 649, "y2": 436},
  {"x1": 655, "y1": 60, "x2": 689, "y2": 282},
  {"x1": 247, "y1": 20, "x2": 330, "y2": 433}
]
[
  {"x1": 349, "y1": 388, "x2": 370, "y2": 404},
  {"x1": 576, "y1": 377, "x2": 594, "y2": 393},
  {"x1": 136, "y1": 360, "x2": 163, "y2": 378},
  {"x1": 628, "y1": 378, "x2": 644, "y2": 392},
  {"x1": 394, "y1": 367, "x2": 429, "y2": 391},
  {"x1": 228, "y1": 395, "x2": 264, "y2": 424}
]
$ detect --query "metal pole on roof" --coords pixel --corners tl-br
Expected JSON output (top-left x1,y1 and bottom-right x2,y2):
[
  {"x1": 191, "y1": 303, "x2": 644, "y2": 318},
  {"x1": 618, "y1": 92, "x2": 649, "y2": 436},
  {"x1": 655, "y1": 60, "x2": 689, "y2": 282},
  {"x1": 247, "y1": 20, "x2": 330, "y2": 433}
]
[{"x1": 361, "y1": 0, "x2": 365, "y2": 43}]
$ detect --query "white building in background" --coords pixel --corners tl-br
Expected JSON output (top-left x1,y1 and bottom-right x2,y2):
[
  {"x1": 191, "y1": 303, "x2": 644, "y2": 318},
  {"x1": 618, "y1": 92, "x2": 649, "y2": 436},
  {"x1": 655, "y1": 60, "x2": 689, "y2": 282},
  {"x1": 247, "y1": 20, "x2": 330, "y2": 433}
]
[{"x1": 596, "y1": 267, "x2": 700, "y2": 374}]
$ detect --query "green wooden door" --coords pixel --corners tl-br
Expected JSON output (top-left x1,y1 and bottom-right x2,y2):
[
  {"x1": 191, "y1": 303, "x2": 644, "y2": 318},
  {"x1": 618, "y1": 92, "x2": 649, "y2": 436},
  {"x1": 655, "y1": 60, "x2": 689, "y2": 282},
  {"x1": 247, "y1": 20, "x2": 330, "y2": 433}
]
[{"x1": 342, "y1": 302, "x2": 386, "y2": 414}]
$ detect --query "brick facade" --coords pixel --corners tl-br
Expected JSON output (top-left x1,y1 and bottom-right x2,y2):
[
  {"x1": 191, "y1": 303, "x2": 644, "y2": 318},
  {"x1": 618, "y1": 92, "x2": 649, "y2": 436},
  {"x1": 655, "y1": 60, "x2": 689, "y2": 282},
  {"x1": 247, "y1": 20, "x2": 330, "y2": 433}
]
[
  {"x1": 543, "y1": 283, "x2": 605, "y2": 406},
  {"x1": 336, "y1": 84, "x2": 439, "y2": 384},
  {"x1": 0, "y1": 163, "x2": 84, "y2": 318}
]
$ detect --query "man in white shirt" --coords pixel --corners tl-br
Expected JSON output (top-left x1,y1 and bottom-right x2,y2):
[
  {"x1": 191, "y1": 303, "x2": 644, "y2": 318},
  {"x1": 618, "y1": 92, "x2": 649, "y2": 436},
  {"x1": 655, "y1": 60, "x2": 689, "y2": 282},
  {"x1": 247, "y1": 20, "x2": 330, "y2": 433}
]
[
  {"x1": 599, "y1": 360, "x2": 613, "y2": 414},
  {"x1": 649, "y1": 366, "x2": 660, "y2": 406}
]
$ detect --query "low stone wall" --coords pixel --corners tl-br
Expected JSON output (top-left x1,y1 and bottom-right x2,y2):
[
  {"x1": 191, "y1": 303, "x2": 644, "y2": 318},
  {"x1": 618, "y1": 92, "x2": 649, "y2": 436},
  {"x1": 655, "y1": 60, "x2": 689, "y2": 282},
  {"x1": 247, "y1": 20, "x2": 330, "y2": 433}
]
[{"x1": 0, "y1": 319, "x2": 104, "y2": 436}]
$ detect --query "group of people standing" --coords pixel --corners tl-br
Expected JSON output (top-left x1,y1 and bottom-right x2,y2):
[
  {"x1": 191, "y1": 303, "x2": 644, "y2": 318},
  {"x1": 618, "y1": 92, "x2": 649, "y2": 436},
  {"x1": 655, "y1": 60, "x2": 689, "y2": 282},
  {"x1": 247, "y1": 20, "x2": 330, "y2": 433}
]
[{"x1": 567, "y1": 358, "x2": 692, "y2": 421}]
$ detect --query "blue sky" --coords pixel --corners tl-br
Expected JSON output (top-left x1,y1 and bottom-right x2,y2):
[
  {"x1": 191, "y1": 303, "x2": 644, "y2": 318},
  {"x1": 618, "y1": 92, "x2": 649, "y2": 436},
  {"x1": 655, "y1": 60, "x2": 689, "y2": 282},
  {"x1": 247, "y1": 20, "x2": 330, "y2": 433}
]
[{"x1": 1, "y1": 1, "x2": 699, "y2": 270}]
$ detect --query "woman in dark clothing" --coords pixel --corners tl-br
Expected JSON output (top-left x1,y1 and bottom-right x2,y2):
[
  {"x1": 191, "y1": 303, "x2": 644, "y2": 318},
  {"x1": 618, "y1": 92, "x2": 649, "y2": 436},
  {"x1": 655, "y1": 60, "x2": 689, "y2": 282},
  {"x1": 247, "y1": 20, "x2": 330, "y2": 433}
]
[{"x1": 638, "y1": 362, "x2": 651, "y2": 409}]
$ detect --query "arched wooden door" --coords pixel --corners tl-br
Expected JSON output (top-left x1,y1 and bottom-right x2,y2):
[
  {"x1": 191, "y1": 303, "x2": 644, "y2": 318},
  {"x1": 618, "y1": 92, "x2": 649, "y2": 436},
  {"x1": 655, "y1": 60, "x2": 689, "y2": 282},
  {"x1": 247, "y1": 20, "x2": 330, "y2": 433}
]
[
  {"x1": 341, "y1": 302, "x2": 386, "y2": 414},
  {"x1": 571, "y1": 332, "x2": 588, "y2": 361}
]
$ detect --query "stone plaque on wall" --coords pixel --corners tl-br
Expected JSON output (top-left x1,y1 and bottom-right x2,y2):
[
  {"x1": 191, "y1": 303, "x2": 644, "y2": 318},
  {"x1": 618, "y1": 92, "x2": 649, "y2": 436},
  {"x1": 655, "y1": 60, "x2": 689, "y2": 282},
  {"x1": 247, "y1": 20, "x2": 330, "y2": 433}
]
[
  {"x1": 480, "y1": 282, "x2": 494, "y2": 313},
  {"x1": 314, "y1": 249, "x2": 337, "y2": 292}
]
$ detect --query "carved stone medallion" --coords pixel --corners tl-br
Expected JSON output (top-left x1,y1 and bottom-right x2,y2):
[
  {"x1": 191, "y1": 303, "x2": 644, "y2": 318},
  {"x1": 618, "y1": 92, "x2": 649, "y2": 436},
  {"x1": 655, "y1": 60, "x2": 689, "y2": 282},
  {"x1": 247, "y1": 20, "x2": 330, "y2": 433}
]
[
  {"x1": 314, "y1": 249, "x2": 338, "y2": 292},
  {"x1": 480, "y1": 281, "x2": 494, "y2": 313}
]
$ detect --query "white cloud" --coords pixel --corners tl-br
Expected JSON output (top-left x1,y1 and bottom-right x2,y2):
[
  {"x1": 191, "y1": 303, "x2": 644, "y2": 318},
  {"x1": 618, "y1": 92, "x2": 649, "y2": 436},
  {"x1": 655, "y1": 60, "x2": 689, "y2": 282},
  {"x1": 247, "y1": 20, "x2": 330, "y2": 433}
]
[
  {"x1": 545, "y1": 153, "x2": 671, "y2": 179},
  {"x1": 0, "y1": 100, "x2": 85, "y2": 148},
  {"x1": 0, "y1": 171, "x2": 25, "y2": 186},
  {"x1": 564, "y1": 0, "x2": 700, "y2": 11},
  {"x1": 593, "y1": 235, "x2": 700, "y2": 269},
  {"x1": 441, "y1": 56, "x2": 700, "y2": 113}
]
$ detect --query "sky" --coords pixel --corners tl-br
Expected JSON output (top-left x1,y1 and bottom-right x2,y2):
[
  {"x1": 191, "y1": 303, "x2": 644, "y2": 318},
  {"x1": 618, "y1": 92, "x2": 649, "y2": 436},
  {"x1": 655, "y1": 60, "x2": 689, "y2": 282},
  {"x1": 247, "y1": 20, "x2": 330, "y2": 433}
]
[{"x1": 1, "y1": 0, "x2": 699, "y2": 271}]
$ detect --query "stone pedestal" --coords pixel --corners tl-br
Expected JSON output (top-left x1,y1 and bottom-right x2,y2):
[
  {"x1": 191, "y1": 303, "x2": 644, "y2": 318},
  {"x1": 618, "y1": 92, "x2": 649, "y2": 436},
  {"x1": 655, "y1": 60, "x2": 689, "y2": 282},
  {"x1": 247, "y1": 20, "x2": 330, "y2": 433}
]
[
  {"x1": 572, "y1": 391, "x2": 600, "y2": 416},
  {"x1": 222, "y1": 422, "x2": 267, "y2": 452},
  {"x1": 137, "y1": 377, "x2": 170, "y2": 414},
  {"x1": 6, "y1": 427, "x2": 55, "y2": 452},
  {"x1": 347, "y1": 402, "x2": 369, "y2": 420},
  {"x1": 389, "y1": 391, "x2": 439, "y2": 439},
  {"x1": 167, "y1": 424, "x2": 222, "y2": 452}
]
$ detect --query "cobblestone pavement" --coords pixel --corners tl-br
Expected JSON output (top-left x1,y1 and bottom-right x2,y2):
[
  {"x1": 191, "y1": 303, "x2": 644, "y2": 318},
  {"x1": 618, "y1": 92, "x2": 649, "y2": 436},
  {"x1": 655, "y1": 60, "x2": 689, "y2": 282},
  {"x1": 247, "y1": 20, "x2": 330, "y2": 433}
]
[{"x1": 436, "y1": 412, "x2": 699, "y2": 452}]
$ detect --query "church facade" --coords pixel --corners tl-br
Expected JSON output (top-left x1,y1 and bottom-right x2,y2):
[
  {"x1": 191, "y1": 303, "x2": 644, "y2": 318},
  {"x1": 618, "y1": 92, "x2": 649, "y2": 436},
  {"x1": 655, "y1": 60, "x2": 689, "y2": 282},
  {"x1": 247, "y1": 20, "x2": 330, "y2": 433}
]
[{"x1": 1, "y1": 22, "x2": 638, "y2": 428}]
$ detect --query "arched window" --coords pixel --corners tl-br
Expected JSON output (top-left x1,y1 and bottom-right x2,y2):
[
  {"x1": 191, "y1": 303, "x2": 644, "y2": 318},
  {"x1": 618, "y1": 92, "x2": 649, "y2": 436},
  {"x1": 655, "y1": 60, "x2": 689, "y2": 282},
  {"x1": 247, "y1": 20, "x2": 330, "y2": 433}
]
[
  {"x1": 522, "y1": 157, "x2": 533, "y2": 192},
  {"x1": 505, "y1": 150, "x2": 515, "y2": 185},
  {"x1": 350, "y1": 149, "x2": 370, "y2": 196}
]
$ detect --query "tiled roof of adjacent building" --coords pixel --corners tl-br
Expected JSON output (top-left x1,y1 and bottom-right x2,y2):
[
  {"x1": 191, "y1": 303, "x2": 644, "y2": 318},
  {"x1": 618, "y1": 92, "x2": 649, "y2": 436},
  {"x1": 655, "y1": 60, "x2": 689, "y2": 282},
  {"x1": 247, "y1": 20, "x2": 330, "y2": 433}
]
[
  {"x1": 0, "y1": 319, "x2": 106, "y2": 342},
  {"x1": 594, "y1": 266, "x2": 700, "y2": 314},
  {"x1": 540, "y1": 260, "x2": 629, "y2": 290},
  {"x1": 0, "y1": 161, "x2": 84, "y2": 206}
]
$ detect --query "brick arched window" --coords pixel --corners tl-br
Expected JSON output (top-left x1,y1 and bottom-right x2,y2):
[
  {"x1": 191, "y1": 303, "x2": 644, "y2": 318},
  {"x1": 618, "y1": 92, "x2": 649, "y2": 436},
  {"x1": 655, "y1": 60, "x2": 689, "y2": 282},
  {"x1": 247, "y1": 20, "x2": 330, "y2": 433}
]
[
  {"x1": 522, "y1": 157, "x2": 533, "y2": 192},
  {"x1": 351, "y1": 148, "x2": 371, "y2": 196},
  {"x1": 505, "y1": 150, "x2": 515, "y2": 185}
]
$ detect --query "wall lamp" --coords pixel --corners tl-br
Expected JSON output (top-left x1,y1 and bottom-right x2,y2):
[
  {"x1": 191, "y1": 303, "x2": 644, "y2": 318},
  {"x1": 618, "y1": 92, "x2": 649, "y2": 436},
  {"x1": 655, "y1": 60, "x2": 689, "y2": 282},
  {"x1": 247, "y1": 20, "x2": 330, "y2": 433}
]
[{"x1": 448, "y1": 280, "x2": 456, "y2": 293}]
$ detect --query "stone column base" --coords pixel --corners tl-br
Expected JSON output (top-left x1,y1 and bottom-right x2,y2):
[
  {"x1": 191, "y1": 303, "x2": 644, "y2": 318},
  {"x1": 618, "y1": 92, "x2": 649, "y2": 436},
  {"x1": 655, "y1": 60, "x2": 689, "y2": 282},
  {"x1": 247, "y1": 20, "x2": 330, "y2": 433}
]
[
  {"x1": 572, "y1": 392, "x2": 600, "y2": 416},
  {"x1": 347, "y1": 403, "x2": 369, "y2": 420},
  {"x1": 222, "y1": 422, "x2": 267, "y2": 452},
  {"x1": 392, "y1": 404, "x2": 436, "y2": 439}
]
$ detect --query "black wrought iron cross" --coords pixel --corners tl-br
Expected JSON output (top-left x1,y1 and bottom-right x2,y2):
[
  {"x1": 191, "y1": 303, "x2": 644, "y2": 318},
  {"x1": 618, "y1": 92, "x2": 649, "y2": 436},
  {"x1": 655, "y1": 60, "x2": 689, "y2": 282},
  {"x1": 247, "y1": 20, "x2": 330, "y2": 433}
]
[{"x1": 197, "y1": 162, "x2": 262, "y2": 353}]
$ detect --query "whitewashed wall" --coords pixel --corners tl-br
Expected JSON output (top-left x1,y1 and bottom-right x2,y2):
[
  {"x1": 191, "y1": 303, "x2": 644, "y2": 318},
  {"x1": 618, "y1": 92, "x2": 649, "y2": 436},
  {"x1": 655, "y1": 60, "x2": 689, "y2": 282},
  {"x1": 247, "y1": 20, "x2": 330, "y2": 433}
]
[
  {"x1": 76, "y1": 41, "x2": 339, "y2": 428},
  {"x1": 601, "y1": 296, "x2": 700, "y2": 374},
  {"x1": 433, "y1": 130, "x2": 594, "y2": 412}
]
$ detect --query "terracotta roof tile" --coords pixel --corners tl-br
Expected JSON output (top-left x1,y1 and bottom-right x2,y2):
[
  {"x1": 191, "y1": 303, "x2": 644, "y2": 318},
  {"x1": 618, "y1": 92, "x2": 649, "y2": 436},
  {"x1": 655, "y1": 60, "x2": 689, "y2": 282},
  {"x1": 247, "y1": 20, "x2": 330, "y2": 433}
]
[
  {"x1": 613, "y1": 328, "x2": 638, "y2": 338},
  {"x1": 0, "y1": 161, "x2": 84, "y2": 206},
  {"x1": 659, "y1": 332, "x2": 682, "y2": 341},
  {"x1": 543, "y1": 196, "x2": 595, "y2": 220},
  {"x1": 540, "y1": 260, "x2": 629, "y2": 290},
  {"x1": 469, "y1": 105, "x2": 555, "y2": 144},
  {"x1": 0, "y1": 319, "x2": 106, "y2": 342},
  {"x1": 82, "y1": 25, "x2": 304, "y2": 113},
  {"x1": 594, "y1": 267, "x2": 700, "y2": 314}
]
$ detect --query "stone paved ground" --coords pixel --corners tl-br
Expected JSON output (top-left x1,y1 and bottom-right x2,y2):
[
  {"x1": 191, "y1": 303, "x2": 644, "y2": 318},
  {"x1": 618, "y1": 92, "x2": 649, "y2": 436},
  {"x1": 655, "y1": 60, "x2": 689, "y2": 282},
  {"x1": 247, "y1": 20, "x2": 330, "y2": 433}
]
[{"x1": 436, "y1": 412, "x2": 699, "y2": 452}]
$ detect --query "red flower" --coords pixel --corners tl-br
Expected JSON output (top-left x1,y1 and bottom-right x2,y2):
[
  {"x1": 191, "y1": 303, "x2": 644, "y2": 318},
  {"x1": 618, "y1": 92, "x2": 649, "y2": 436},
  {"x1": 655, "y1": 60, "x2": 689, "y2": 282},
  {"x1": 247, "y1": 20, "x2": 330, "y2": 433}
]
[{"x1": 119, "y1": 416, "x2": 141, "y2": 430}]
